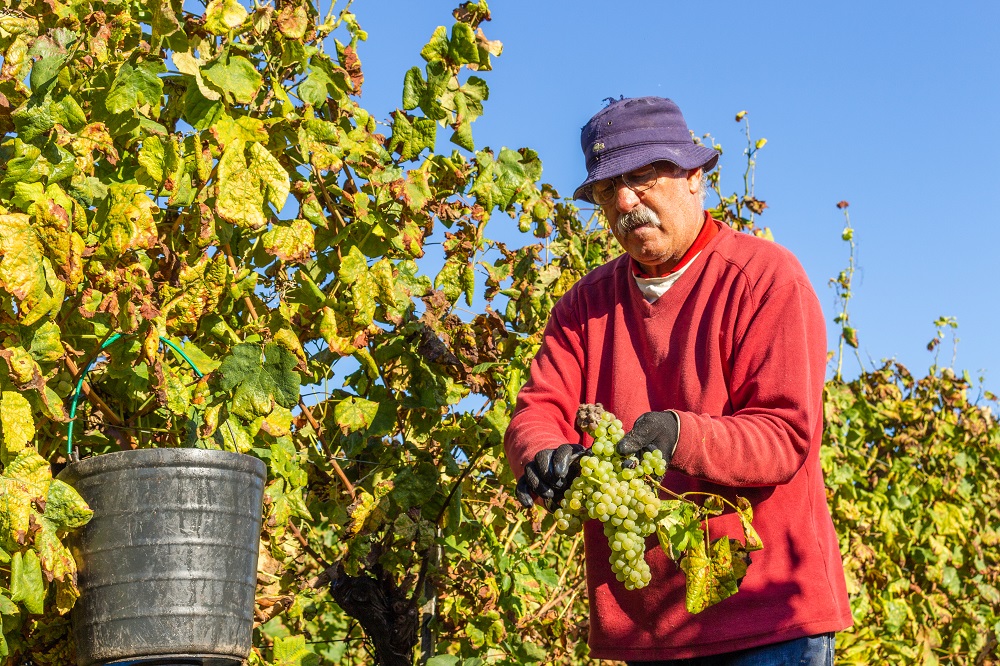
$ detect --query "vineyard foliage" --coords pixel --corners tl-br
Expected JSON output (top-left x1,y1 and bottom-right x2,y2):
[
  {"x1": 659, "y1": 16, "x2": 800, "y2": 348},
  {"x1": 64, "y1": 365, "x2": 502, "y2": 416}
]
[{"x1": 0, "y1": 1, "x2": 996, "y2": 665}]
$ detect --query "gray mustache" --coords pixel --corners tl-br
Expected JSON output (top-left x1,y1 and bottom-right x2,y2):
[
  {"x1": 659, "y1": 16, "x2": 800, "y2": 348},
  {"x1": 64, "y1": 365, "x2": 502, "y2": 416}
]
[{"x1": 616, "y1": 206, "x2": 660, "y2": 235}]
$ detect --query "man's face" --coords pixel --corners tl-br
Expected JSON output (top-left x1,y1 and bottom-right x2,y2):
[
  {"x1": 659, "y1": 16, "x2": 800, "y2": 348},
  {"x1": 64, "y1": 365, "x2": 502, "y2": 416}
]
[{"x1": 598, "y1": 164, "x2": 705, "y2": 274}]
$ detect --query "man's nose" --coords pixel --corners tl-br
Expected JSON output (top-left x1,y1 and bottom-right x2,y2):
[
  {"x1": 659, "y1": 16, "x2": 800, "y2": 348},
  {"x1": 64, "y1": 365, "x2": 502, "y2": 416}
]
[{"x1": 615, "y1": 182, "x2": 641, "y2": 213}]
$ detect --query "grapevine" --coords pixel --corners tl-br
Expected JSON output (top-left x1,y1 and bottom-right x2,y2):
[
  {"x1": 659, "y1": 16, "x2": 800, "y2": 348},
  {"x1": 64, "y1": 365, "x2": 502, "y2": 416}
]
[{"x1": 554, "y1": 404, "x2": 763, "y2": 611}]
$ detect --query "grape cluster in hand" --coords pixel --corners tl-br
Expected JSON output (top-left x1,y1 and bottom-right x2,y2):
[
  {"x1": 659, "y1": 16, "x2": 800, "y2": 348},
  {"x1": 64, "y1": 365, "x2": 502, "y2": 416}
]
[{"x1": 553, "y1": 407, "x2": 668, "y2": 590}]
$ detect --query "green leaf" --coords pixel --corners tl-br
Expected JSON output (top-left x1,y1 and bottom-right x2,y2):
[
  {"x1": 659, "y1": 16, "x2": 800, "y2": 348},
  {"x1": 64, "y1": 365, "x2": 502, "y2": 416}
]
[
  {"x1": 164, "y1": 338, "x2": 220, "y2": 375},
  {"x1": 173, "y1": 46, "x2": 222, "y2": 102},
  {"x1": 25, "y1": 320, "x2": 63, "y2": 363},
  {"x1": 29, "y1": 55, "x2": 67, "y2": 92},
  {"x1": 137, "y1": 134, "x2": 183, "y2": 192},
  {"x1": 10, "y1": 550, "x2": 45, "y2": 615},
  {"x1": 390, "y1": 461, "x2": 439, "y2": 512},
  {"x1": 149, "y1": 0, "x2": 183, "y2": 44},
  {"x1": 271, "y1": 634, "x2": 320, "y2": 666},
  {"x1": 470, "y1": 147, "x2": 534, "y2": 211},
  {"x1": 389, "y1": 110, "x2": 437, "y2": 161},
  {"x1": 43, "y1": 480, "x2": 92, "y2": 531},
  {"x1": 370, "y1": 258, "x2": 397, "y2": 308},
  {"x1": 333, "y1": 396, "x2": 379, "y2": 433},
  {"x1": 420, "y1": 26, "x2": 450, "y2": 63},
  {"x1": 203, "y1": 53, "x2": 262, "y2": 106},
  {"x1": 105, "y1": 61, "x2": 165, "y2": 115},
  {"x1": 12, "y1": 99, "x2": 54, "y2": 142},
  {"x1": 298, "y1": 54, "x2": 351, "y2": 107},
  {"x1": 425, "y1": 657, "x2": 460, "y2": 666},
  {"x1": 655, "y1": 500, "x2": 703, "y2": 559},
  {"x1": 434, "y1": 256, "x2": 466, "y2": 305},
  {"x1": 401, "y1": 67, "x2": 424, "y2": 110},
  {"x1": 217, "y1": 342, "x2": 300, "y2": 410},
  {"x1": 448, "y1": 23, "x2": 480, "y2": 65},
  {"x1": 883, "y1": 597, "x2": 909, "y2": 633}
]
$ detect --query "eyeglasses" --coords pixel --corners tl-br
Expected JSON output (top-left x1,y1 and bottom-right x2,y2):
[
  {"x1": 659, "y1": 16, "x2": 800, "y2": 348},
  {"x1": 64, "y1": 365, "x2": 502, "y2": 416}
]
[{"x1": 589, "y1": 163, "x2": 662, "y2": 205}]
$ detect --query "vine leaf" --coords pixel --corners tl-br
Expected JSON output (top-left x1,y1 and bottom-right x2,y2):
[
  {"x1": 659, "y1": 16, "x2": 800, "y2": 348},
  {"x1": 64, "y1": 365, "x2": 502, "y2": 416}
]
[
  {"x1": 0, "y1": 450, "x2": 89, "y2": 614},
  {"x1": 217, "y1": 342, "x2": 300, "y2": 411},
  {"x1": 0, "y1": 388, "x2": 35, "y2": 457},
  {"x1": 263, "y1": 218, "x2": 314, "y2": 263},
  {"x1": 344, "y1": 488, "x2": 376, "y2": 537},
  {"x1": 94, "y1": 184, "x2": 158, "y2": 260},
  {"x1": 105, "y1": 61, "x2": 165, "y2": 116},
  {"x1": 0, "y1": 213, "x2": 56, "y2": 322},
  {"x1": 735, "y1": 496, "x2": 763, "y2": 551},
  {"x1": 203, "y1": 53, "x2": 262, "y2": 106},
  {"x1": 204, "y1": 0, "x2": 249, "y2": 35},
  {"x1": 42, "y1": 480, "x2": 91, "y2": 531},
  {"x1": 655, "y1": 500, "x2": 702, "y2": 560},
  {"x1": 701, "y1": 494, "x2": 724, "y2": 516},
  {"x1": 334, "y1": 396, "x2": 378, "y2": 434},
  {"x1": 10, "y1": 549, "x2": 44, "y2": 615},
  {"x1": 389, "y1": 110, "x2": 436, "y2": 162},
  {"x1": 679, "y1": 536, "x2": 741, "y2": 614},
  {"x1": 271, "y1": 634, "x2": 320, "y2": 666},
  {"x1": 216, "y1": 140, "x2": 289, "y2": 229}
]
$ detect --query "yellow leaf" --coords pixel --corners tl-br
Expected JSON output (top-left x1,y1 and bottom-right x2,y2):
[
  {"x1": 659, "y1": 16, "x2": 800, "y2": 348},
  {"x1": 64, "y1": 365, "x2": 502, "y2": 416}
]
[
  {"x1": 204, "y1": 0, "x2": 248, "y2": 34},
  {"x1": 1, "y1": 389, "x2": 35, "y2": 455}
]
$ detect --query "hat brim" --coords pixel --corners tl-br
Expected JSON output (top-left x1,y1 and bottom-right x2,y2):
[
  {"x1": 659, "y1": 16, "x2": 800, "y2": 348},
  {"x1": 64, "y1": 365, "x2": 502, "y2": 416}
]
[{"x1": 573, "y1": 143, "x2": 720, "y2": 203}]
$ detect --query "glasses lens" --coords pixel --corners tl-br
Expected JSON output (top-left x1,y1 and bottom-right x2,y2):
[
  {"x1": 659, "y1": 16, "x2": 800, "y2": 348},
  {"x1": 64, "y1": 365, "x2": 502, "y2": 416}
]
[
  {"x1": 623, "y1": 164, "x2": 659, "y2": 191},
  {"x1": 590, "y1": 164, "x2": 659, "y2": 204},
  {"x1": 590, "y1": 181, "x2": 615, "y2": 205}
]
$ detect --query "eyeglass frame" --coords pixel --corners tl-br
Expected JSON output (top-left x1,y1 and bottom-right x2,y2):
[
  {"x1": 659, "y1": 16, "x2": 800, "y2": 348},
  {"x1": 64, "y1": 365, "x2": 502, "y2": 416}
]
[{"x1": 588, "y1": 161, "x2": 686, "y2": 206}]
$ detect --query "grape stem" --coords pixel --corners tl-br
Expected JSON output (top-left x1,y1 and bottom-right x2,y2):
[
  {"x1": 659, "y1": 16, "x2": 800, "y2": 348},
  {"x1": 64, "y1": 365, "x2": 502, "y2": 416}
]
[{"x1": 647, "y1": 478, "x2": 741, "y2": 513}]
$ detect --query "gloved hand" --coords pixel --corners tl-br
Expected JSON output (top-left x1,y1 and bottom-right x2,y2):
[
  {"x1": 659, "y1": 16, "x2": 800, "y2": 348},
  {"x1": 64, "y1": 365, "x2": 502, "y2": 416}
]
[
  {"x1": 515, "y1": 444, "x2": 588, "y2": 509},
  {"x1": 615, "y1": 410, "x2": 679, "y2": 465}
]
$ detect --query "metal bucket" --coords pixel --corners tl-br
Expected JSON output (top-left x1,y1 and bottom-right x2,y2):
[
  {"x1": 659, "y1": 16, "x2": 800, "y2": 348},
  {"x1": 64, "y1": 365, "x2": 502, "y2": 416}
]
[{"x1": 57, "y1": 448, "x2": 266, "y2": 666}]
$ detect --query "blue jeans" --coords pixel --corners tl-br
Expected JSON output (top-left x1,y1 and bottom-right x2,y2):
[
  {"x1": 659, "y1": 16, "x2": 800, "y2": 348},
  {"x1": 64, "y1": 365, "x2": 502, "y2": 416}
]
[{"x1": 626, "y1": 633, "x2": 835, "y2": 666}]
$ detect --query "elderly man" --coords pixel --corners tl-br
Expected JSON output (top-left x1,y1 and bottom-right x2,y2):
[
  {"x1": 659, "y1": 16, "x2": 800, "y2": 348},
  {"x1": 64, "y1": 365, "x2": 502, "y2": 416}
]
[{"x1": 504, "y1": 97, "x2": 852, "y2": 665}]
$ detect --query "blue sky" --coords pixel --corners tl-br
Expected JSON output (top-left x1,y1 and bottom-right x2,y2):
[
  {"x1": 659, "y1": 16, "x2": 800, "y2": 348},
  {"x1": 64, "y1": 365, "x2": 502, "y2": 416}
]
[{"x1": 350, "y1": 1, "x2": 1000, "y2": 387}]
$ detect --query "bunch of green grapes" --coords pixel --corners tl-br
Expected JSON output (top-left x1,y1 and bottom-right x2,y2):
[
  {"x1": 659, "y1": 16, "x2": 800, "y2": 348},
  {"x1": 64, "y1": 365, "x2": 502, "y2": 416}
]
[{"x1": 553, "y1": 404, "x2": 668, "y2": 590}]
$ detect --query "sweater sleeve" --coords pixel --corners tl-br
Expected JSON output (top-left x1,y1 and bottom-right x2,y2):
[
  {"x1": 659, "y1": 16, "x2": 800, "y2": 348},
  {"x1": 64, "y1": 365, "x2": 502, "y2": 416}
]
[
  {"x1": 503, "y1": 299, "x2": 586, "y2": 479},
  {"x1": 669, "y1": 277, "x2": 828, "y2": 487}
]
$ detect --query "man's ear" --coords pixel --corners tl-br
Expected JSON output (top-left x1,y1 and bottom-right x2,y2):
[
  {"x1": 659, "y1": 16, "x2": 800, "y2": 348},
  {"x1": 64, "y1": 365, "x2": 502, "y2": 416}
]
[{"x1": 686, "y1": 168, "x2": 703, "y2": 194}]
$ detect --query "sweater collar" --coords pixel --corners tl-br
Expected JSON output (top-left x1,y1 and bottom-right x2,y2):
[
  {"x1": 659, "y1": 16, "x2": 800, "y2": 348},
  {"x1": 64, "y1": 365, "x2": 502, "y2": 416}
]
[{"x1": 631, "y1": 211, "x2": 719, "y2": 279}]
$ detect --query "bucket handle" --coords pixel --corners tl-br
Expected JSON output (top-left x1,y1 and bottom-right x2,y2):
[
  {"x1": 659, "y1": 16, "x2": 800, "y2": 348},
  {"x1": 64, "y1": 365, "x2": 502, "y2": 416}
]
[{"x1": 67, "y1": 334, "x2": 204, "y2": 457}]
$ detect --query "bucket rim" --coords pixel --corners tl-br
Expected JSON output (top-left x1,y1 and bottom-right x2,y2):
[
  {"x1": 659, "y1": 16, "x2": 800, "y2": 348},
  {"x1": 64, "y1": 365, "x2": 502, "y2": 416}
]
[{"x1": 57, "y1": 448, "x2": 266, "y2": 485}]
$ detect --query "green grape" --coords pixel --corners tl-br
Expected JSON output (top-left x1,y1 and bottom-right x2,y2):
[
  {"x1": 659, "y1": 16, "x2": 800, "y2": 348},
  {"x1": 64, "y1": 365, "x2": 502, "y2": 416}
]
[{"x1": 554, "y1": 403, "x2": 668, "y2": 591}]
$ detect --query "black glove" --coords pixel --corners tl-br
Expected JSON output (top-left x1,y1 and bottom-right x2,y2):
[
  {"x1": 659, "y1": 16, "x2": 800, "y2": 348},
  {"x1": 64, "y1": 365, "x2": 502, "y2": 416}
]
[
  {"x1": 616, "y1": 410, "x2": 679, "y2": 465},
  {"x1": 515, "y1": 444, "x2": 588, "y2": 509}
]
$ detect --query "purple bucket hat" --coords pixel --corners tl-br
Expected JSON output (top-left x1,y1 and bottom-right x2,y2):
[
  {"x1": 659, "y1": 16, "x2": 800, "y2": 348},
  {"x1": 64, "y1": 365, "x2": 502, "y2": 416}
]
[{"x1": 573, "y1": 97, "x2": 720, "y2": 203}]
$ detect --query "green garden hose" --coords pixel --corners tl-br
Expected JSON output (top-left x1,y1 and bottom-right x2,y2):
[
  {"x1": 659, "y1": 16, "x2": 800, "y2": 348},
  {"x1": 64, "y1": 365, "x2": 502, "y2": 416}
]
[{"x1": 67, "y1": 334, "x2": 204, "y2": 456}]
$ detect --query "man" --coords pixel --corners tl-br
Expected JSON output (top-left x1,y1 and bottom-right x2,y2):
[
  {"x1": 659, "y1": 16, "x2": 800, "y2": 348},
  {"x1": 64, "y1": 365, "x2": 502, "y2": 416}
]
[{"x1": 504, "y1": 97, "x2": 852, "y2": 665}]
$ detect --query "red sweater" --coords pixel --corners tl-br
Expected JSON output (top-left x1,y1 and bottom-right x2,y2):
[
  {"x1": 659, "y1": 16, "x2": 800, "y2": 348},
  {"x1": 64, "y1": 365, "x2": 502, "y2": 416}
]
[{"x1": 504, "y1": 219, "x2": 852, "y2": 660}]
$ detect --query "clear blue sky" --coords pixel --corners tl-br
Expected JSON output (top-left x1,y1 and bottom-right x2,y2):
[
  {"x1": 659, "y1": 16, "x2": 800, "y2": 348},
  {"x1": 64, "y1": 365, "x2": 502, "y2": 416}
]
[{"x1": 350, "y1": 0, "x2": 1000, "y2": 387}]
